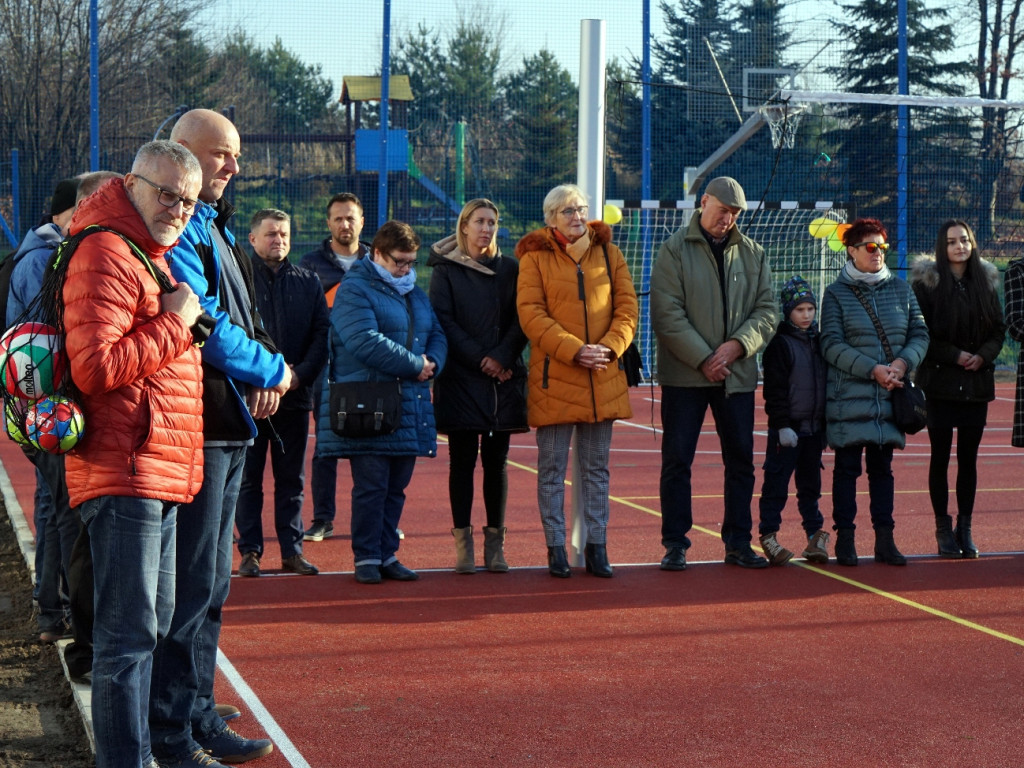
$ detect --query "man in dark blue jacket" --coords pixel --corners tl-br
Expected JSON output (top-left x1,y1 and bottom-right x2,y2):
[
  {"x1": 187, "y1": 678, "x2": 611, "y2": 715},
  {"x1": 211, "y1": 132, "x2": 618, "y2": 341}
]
[
  {"x1": 236, "y1": 209, "x2": 329, "y2": 577},
  {"x1": 298, "y1": 192, "x2": 370, "y2": 542}
]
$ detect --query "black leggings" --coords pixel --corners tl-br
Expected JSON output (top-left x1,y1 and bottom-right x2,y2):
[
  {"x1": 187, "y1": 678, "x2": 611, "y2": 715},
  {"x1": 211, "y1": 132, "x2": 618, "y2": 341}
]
[
  {"x1": 447, "y1": 430, "x2": 511, "y2": 529},
  {"x1": 927, "y1": 413, "x2": 985, "y2": 519}
]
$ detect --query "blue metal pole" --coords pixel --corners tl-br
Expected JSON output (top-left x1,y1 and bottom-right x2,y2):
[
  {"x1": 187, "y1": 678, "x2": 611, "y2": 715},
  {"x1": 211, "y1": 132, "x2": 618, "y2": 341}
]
[
  {"x1": 11, "y1": 148, "x2": 20, "y2": 240},
  {"x1": 897, "y1": 0, "x2": 908, "y2": 272},
  {"x1": 640, "y1": 0, "x2": 654, "y2": 374},
  {"x1": 89, "y1": 0, "x2": 99, "y2": 171},
  {"x1": 377, "y1": 0, "x2": 391, "y2": 230}
]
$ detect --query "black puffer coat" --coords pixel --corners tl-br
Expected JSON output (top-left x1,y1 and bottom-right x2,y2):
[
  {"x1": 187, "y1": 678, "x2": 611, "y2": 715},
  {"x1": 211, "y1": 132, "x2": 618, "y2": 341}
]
[{"x1": 427, "y1": 235, "x2": 528, "y2": 434}]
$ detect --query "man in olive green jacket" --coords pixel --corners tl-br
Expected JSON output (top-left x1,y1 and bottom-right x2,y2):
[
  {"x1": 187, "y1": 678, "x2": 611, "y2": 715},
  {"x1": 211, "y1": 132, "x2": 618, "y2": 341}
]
[{"x1": 651, "y1": 176, "x2": 777, "y2": 571}]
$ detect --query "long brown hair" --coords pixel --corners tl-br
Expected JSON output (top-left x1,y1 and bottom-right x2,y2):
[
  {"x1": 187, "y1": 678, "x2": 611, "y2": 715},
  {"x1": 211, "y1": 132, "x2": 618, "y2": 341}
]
[{"x1": 929, "y1": 219, "x2": 1001, "y2": 342}]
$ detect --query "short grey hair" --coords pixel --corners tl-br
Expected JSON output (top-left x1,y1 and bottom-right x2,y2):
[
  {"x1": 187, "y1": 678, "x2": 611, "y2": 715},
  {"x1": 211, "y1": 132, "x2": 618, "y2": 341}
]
[
  {"x1": 250, "y1": 208, "x2": 290, "y2": 232},
  {"x1": 132, "y1": 140, "x2": 202, "y2": 185},
  {"x1": 542, "y1": 184, "x2": 589, "y2": 226}
]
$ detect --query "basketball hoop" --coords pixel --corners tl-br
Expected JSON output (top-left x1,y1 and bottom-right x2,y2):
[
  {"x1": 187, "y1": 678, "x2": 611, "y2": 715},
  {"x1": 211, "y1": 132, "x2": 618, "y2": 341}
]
[{"x1": 759, "y1": 102, "x2": 806, "y2": 149}]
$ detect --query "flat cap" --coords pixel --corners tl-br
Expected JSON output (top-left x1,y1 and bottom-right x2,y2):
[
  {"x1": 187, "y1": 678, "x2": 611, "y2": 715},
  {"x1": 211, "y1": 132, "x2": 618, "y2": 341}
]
[{"x1": 704, "y1": 176, "x2": 747, "y2": 210}]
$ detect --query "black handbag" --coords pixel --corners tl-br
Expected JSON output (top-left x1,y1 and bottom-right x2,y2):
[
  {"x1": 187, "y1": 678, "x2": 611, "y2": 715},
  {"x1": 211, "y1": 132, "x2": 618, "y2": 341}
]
[
  {"x1": 600, "y1": 244, "x2": 643, "y2": 387},
  {"x1": 328, "y1": 294, "x2": 413, "y2": 438},
  {"x1": 850, "y1": 285, "x2": 928, "y2": 434},
  {"x1": 329, "y1": 379, "x2": 402, "y2": 437}
]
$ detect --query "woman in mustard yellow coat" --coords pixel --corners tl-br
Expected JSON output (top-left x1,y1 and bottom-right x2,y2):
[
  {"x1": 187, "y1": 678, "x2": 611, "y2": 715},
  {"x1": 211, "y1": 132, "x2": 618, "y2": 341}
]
[{"x1": 515, "y1": 184, "x2": 638, "y2": 578}]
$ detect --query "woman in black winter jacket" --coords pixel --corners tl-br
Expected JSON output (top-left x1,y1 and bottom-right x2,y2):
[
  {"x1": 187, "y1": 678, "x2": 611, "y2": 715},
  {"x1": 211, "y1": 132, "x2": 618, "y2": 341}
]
[
  {"x1": 910, "y1": 220, "x2": 1005, "y2": 559},
  {"x1": 428, "y1": 199, "x2": 528, "y2": 573}
]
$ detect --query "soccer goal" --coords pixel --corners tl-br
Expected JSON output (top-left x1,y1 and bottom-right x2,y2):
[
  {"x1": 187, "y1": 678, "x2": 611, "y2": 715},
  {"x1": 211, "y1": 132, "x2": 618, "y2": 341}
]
[{"x1": 606, "y1": 199, "x2": 851, "y2": 381}]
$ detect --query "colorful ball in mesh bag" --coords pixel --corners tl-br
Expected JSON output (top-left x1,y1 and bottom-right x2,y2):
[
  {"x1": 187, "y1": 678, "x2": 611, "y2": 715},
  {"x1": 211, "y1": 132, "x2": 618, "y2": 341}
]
[
  {"x1": 25, "y1": 396, "x2": 85, "y2": 454},
  {"x1": 4, "y1": 400, "x2": 31, "y2": 447},
  {"x1": 0, "y1": 323, "x2": 67, "y2": 401}
]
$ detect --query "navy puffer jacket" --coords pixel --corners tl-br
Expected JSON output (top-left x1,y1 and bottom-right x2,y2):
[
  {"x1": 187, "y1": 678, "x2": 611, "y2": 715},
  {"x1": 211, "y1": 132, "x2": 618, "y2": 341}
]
[{"x1": 315, "y1": 258, "x2": 447, "y2": 458}]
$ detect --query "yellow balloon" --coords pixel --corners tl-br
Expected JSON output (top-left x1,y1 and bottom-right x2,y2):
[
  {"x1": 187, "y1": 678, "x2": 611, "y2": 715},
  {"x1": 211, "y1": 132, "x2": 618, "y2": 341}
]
[
  {"x1": 603, "y1": 203, "x2": 623, "y2": 225},
  {"x1": 827, "y1": 232, "x2": 845, "y2": 252},
  {"x1": 808, "y1": 217, "x2": 838, "y2": 239}
]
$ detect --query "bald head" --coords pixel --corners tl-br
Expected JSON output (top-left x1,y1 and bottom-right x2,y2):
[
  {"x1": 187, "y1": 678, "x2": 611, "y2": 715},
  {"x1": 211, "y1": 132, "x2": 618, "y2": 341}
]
[{"x1": 170, "y1": 109, "x2": 241, "y2": 204}]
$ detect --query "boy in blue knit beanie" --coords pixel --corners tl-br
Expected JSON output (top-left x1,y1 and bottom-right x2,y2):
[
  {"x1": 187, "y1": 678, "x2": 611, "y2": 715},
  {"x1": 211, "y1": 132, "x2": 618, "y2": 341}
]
[{"x1": 757, "y1": 275, "x2": 829, "y2": 564}]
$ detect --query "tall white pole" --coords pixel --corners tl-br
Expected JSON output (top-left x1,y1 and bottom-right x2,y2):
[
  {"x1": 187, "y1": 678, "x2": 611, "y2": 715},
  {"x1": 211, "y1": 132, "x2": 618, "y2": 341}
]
[{"x1": 570, "y1": 20, "x2": 607, "y2": 567}]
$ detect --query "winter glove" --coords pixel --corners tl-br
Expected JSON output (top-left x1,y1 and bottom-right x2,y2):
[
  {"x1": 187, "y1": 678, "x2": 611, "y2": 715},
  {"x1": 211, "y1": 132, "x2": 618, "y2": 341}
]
[{"x1": 778, "y1": 428, "x2": 799, "y2": 448}]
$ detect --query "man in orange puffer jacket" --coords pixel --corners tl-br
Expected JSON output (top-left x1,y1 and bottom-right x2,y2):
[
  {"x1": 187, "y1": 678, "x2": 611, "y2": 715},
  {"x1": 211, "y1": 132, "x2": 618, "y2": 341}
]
[{"x1": 62, "y1": 140, "x2": 206, "y2": 768}]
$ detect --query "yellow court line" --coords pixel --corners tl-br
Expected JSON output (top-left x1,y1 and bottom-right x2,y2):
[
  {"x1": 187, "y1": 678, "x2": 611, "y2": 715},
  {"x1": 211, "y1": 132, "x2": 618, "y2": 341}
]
[
  {"x1": 507, "y1": 457, "x2": 1024, "y2": 648},
  {"x1": 791, "y1": 561, "x2": 1024, "y2": 647}
]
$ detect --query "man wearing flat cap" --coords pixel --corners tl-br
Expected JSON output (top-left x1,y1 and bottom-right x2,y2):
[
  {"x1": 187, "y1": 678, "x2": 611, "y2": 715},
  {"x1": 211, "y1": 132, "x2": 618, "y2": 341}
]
[{"x1": 650, "y1": 176, "x2": 777, "y2": 570}]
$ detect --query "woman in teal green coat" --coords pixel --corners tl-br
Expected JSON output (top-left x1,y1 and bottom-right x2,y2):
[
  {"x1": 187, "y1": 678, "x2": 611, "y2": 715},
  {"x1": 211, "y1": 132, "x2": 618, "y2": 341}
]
[{"x1": 819, "y1": 218, "x2": 929, "y2": 567}]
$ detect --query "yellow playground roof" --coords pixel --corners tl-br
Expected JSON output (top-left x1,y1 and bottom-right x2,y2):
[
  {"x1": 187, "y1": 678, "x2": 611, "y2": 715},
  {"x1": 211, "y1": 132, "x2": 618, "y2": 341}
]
[{"x1": 340, "y1": 76, "x2": 414, "y2": 104}]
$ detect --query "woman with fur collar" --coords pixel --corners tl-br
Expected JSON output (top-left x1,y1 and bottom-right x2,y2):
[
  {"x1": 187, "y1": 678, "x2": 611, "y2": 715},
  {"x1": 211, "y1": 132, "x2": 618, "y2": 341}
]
[
  {"x1": 428, "y1": 199, "x2": 528, "y2": 575},
  {"x1": 910, "y1": 220, "x2": 1005, "y2": 559},
  {"x1": 515, "y1": 184, "x2": 637, "y2": 578}
]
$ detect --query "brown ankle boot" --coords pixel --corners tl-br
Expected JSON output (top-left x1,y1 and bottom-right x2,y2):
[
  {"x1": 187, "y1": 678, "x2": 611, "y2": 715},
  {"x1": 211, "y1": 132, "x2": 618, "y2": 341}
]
[{"x1": 451, "y1": 527, "x2": 475, "y2": 573}]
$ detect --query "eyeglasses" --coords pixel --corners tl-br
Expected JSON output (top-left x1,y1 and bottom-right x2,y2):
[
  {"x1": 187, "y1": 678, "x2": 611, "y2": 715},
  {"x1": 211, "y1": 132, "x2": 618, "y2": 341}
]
[
  {"x1": 133, "y1": 174, "x2": 202, "y2": 214},
  {"x1": 559, "y1": 206, "x2": 589, "y2": 218},
  {"x1": 386, "y1": 252, "x2": 417, "y2": 269},
  {"x1": 852, "y1": 241, "x2": 889, "y2": 253}
]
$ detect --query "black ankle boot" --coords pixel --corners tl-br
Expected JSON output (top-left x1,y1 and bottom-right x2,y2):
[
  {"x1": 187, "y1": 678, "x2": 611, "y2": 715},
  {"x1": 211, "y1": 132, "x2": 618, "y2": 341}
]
[
  {"x1": 584, "y1": 543, "x2": 613, "y2": 578},
  {"x1": 835, "y1": 528, "x2": 858, "y2": 566},
  {"x1": 547, "y1": 546, "x2": 571, "y2": 578},
  {"x1": 873, "y1": 526, "x2": 907, "y2": 566},
  {"x1": 955, "y1": 515, "x2": 979, "y2": 559},
  {"x1": 935, "y1": 515, "x2": 961, "y2": 559}
]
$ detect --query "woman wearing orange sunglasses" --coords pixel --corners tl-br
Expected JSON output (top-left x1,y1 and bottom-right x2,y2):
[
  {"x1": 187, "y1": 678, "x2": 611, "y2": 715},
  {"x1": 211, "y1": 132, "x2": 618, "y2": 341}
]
[{"x1": 819, "y1": 218, "x2": 930, "y2": 566}]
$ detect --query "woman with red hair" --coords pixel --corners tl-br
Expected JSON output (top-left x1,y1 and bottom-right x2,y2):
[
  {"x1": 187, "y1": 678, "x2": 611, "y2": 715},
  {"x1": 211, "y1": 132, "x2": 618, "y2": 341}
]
[{"x1": 819, "y1": 218, "x2": 929, "y2": 566}]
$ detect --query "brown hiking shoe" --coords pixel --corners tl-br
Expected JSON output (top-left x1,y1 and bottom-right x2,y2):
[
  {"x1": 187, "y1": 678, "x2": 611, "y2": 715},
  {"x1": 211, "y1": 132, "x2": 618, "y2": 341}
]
[
  {"x1": 801, "y1": 530, "x2": 830, "y2": 564},
  {"x1": 759, "y1": 532, "x2": 794, "y2": 566}
]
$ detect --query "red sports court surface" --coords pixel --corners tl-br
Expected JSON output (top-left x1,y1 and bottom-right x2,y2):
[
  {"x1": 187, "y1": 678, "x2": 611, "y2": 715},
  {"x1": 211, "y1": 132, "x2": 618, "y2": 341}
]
[{"x1": 3, "y1": 385, "x2": 1024, "y2": 766}]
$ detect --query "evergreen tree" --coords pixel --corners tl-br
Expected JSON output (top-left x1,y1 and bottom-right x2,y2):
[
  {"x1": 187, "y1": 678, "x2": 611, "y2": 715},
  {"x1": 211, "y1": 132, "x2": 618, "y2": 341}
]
[
  {"x1": 826, "y1": 0, "x2": 969, "y2": 240},
  {"x1": 500, "y1": 50, "x2": 578, "y2": 226}
]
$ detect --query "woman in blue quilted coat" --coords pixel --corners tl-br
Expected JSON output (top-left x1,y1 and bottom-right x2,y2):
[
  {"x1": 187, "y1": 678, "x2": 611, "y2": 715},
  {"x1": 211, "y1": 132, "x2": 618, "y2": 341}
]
[
  {"x1": 316, "y1": 221, "x2": 447, "y2": 584},
  {"x1": 819, "y1": 218, "x2": 929, "y2": 567}
]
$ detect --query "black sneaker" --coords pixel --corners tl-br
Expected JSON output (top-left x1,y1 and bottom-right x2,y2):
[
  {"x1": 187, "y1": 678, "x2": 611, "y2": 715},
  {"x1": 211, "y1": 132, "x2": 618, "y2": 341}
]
[
  {"x1": 724, "y1": 546, "x2": 769, "y2": 569},
  {"x1": 303, "y1": 521, "x2": 333, "y2": 542}
]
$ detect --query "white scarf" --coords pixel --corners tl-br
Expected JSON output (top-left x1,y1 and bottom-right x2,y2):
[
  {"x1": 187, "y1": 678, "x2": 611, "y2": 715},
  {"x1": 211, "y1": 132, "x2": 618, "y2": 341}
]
[{"x1": 843, "y1": 260, "x2": 890, "y2": 286}]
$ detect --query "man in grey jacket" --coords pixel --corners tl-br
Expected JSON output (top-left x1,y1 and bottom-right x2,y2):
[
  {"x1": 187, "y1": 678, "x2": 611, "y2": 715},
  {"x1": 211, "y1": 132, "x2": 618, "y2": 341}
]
[{"x1": 651, "y1": 177, "x2": 777, "y2": 570}]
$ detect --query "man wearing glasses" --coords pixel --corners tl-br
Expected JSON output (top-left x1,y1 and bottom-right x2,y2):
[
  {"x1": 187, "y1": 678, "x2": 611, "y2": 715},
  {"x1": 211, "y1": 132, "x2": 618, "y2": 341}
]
[
  {"x1": 651, "y1": 176, "x2": 778, "y2": 571},
  {"x1": 60, "y1": 140, "x2": 205, "y2": 768},
  {"x1": 149, "y1": 109, "x2": 289, "y2": 767}
]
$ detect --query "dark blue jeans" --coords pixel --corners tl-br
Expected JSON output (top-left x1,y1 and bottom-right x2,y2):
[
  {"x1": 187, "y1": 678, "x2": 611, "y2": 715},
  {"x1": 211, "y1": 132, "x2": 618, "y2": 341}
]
[
  {"x1": 831, "y1": 443, "x2": 895, "y2": 530},
  {"x1": 348, "y1": 454, "x2": 416, "y2": 566},
  {"x1": 660, "y1": 386, "x2": 755, "y2": 551},
  {"x1": 150, "y1": 445, "x2": 246, "y2": 760},
  {"x1": 311, "y1": 366, "x2": 339, "y2": 524},
  {"x1": 82, "y1": 495, "x2": 176, "y2": 768},
  {"x1": 27, "y1": 449, "x2": 77, "y2": 633},
  {"x1": 236, "y1": 410, "x2": 309, "y2": 559},
  {"x1": 758, "y1": 430, "x2": 825, "y2": 536}
]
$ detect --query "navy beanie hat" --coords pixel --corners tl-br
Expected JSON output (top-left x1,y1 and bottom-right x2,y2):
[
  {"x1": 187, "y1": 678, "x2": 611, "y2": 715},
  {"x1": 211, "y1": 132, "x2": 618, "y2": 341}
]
[{"x1": 780, "y1": 275, "x2": 816, "y2": 319}]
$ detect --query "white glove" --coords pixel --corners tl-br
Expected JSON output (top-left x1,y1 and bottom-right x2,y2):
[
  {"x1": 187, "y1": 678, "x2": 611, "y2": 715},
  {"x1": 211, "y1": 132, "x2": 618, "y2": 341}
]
[{"x1": 778, "y1": 428, "x2": 799, "y2": 448}]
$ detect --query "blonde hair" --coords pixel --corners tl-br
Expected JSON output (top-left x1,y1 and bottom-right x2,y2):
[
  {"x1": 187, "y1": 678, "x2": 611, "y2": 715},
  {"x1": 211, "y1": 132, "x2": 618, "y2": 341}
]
[
  {"x1": 542, "y1": 184, "x2": 588, "y2": 226},
  {"x1": 456, "y1": 198, "x2": 499, "y2": 257}
]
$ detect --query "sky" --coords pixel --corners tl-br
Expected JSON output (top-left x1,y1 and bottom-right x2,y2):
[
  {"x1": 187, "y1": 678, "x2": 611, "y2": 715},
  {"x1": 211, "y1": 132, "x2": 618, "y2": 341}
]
[{"x1": 212, "y1": 0, "x2": 848, "y2": 97}]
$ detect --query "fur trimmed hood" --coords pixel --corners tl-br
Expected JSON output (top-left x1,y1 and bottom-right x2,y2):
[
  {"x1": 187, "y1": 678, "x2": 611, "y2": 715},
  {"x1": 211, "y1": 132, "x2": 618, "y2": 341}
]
[
  {"x1": 427, "y1": 233, "x2": 497, "y2": 274},
  {"x1": 514, "y1": 221, "x2": 613, "y2": 259},
  {"x1": 910, "y1": 254, "x2": 1000, "y2": 292}
]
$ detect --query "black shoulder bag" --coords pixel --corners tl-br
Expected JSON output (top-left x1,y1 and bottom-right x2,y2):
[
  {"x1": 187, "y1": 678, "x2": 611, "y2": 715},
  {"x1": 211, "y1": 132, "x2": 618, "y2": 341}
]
[
  {"x1": 850, "y1": 285, "x2": 927, "y2": 434},
  {"x1": 328, "y1": 294, "x2": 412, "y2": 438}
]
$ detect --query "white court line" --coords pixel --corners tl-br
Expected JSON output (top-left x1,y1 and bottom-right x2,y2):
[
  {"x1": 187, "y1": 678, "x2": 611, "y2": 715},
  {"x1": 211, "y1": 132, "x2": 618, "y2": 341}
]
[{"x1": 217, "y1": 652, "x2": 312, "y2": 768}]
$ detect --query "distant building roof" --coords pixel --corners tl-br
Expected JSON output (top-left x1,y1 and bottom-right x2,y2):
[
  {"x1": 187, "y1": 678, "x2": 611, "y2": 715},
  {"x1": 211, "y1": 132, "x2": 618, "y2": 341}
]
[{"x1": 341, "y1": 76, "x2": 414, "y2": 104}]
